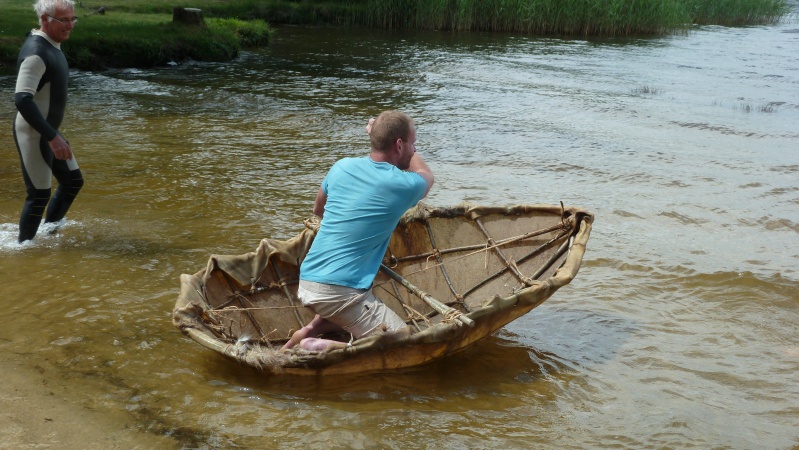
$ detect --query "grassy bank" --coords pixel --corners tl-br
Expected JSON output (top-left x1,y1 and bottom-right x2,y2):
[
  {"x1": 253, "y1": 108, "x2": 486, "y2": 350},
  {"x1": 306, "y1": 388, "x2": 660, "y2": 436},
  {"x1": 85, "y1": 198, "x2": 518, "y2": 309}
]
[
  {"x1": 64, "y1": 14, "x2": 271, "y2": 71},
  {"x1": 0, "y1": 0, "x2": 791, "y2": 74},
  {"x1": 0, "y1": 1, "x2": 272, "y2": 74}
]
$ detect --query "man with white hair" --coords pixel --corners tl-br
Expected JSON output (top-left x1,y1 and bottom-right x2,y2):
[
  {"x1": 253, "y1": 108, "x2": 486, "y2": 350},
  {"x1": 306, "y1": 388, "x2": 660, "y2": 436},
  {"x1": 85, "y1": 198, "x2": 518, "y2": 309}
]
[{"x1": 13, "y1": 0, "x2": 83, "y2": 242}]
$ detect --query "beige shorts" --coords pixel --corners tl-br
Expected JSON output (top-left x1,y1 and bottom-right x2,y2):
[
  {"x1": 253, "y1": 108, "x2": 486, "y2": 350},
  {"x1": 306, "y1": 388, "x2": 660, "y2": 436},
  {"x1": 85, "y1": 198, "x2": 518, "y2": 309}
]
[{"x1": 297, "y1": 280, "x2": 406, "y2": 338}]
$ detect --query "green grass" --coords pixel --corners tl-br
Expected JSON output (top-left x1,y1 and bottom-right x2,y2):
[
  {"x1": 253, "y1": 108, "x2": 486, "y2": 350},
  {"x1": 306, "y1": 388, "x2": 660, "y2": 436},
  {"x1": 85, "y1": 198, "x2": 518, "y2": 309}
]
[
  {"x1": 62, "y1": 12, "x2": 271, "y2": 70},
  {"x1": 0, "y1": 2, "x2": 272, "y2": 73},
  {"x1": 0, "y1": 0, "x2": 791, "y2": 73}
]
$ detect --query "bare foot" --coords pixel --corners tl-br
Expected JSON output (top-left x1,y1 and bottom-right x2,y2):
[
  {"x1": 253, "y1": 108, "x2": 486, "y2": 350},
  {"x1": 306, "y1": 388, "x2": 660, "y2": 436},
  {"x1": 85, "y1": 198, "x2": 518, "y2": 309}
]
[{"x1": 300, "y1": 337, "x2": 348, "y2": 351}]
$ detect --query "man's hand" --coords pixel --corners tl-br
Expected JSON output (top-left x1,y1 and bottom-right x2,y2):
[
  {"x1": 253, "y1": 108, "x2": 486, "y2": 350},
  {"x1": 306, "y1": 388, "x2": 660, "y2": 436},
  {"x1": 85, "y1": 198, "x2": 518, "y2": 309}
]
[
  {"x1": 408, "y1": 153, "x2": 435, "y2": 198},
  {"x1": 49, "y1": 135, "x2": 73, "y2": 160}
]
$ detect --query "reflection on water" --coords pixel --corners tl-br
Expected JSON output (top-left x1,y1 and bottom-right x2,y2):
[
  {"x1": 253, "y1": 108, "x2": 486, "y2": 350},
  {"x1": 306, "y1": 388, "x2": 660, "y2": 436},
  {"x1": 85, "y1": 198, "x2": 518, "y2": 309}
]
[
  {"x1": 206, "y1": 335, "x2": 576, "y2": 401},
  {"x1": 137, "y1": 335, "x2": 585, "y2": 448},
  {"x1": 1, "y1": 16, "x2": 798, "y2": 449}
]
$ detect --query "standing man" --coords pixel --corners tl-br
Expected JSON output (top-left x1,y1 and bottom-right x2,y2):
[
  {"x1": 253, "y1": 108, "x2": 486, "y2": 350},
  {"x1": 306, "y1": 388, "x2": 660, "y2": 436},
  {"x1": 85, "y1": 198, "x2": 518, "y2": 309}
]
[
  {"x1": 13, "y1": 0, "x2": 83, "y2": 243},
  {"x1": 282, "y1": 111, "x2": 435, "y2": 351}
]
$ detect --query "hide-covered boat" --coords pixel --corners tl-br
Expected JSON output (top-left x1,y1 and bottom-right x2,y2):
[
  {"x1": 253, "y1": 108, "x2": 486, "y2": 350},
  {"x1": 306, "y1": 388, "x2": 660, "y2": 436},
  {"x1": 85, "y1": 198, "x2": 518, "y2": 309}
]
[{"x1": 173, "y1": 203, "x2": 593, "y2": 375}]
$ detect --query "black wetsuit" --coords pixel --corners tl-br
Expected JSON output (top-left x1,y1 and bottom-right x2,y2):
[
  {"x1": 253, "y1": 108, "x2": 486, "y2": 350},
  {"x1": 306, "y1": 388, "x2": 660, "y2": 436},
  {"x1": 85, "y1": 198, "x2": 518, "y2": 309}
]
[{"x1": 13, "y1": 30, "x2": 83, "y2": 242}]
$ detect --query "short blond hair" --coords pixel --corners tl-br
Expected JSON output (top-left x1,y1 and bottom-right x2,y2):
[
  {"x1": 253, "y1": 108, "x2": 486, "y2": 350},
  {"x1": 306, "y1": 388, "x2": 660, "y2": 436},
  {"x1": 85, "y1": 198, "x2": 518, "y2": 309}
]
[{"x1": 370, "y1": 111, "x2": 415, "y2": 153}]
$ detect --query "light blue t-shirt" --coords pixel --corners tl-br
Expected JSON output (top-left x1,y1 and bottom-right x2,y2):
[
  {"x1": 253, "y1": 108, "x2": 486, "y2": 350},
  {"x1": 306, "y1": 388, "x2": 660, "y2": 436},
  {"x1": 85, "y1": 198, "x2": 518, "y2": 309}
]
[{"x1": 300, "y1": 157, "x2": 428, "y2": 289}]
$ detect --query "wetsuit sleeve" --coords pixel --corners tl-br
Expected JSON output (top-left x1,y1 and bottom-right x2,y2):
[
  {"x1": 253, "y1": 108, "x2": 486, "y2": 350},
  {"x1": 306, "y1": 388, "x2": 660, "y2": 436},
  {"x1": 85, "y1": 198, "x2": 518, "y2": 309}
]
[{"x1": 15, "y1": 55, "x2": 58, "y2": 141}]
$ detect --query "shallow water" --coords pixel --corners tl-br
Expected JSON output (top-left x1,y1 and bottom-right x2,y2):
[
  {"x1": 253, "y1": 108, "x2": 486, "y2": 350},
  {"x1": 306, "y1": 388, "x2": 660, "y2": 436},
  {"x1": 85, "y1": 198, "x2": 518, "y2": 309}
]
[{"x1": 1, "y1": 13, "x2": 798, "y2": 449}]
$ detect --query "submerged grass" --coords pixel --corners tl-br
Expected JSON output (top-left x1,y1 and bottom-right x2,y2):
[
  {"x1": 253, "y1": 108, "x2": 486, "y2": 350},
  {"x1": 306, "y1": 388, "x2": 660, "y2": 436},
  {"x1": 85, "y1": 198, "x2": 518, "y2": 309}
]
[
  {"x1": 631, "y1": 85, "x2": 664, "y2": 95},
  {"x1": 0, "y1": 0, "x2": 792, "y2": 72}
]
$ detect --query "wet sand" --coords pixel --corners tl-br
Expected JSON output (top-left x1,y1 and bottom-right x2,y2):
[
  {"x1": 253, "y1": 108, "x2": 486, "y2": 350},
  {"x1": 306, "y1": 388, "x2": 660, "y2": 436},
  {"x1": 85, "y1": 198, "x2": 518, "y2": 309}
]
[{"x1": 0, "y1": 353, "x2": 176, "y2": 449}]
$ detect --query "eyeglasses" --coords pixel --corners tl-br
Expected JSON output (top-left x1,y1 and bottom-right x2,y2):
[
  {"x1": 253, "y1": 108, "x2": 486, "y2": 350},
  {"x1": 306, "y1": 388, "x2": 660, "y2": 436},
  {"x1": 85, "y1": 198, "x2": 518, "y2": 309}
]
[{"x1": 47, "y1": 15, "x2": 78, "y2": 25}]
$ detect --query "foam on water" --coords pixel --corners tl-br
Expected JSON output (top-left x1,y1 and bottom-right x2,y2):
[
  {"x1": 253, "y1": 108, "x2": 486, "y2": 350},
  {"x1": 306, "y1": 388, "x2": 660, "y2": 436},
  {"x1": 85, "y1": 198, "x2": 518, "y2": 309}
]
[{"x1": 0, "y1": 220, "x2": 74, "y2": 251}]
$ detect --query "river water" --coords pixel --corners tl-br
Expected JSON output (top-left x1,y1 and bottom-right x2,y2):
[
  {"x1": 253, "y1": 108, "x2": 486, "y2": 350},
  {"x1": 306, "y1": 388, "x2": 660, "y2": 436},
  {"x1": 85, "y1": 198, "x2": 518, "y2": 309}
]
[{"x1": 1, "y1": 11, "x2": 798, "y2": 449}]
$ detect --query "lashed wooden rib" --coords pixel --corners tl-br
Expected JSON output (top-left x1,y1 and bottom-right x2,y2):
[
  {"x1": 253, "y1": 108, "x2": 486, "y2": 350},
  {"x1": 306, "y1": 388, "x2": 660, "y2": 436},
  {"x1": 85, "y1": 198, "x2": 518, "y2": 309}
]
[
  {"x1": 461, "y1": 228, "x2": 570, "y2": 299},
  {"x1": 269, "y1": 258, "x2": 304, "y2": 328},
  {"x1": 220, "y1": 271, "x2": 267, "y2": 339},
  {"x1": 424, "y1": 220, "x2": 470, "y2": 312},
  {"x1": 474, "y1": 217, "x2": 530, "y2": 285}
]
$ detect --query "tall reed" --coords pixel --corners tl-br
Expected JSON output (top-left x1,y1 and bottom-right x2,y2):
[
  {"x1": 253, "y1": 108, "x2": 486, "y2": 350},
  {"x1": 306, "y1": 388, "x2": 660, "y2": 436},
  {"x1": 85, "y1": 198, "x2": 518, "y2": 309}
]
[
  {"x1": 683, "y1": 0, "x2": 790, "y2": 25},
  {"x1": 358, "y1": 0, "x2": 789, "y2": 35}
]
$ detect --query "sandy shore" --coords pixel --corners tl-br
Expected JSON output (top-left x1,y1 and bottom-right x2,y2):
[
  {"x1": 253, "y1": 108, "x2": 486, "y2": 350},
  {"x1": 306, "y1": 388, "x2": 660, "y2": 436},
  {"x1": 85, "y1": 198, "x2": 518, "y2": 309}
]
[{"x1": 0, "y1": 354, "x2": 176, "y2": 450}]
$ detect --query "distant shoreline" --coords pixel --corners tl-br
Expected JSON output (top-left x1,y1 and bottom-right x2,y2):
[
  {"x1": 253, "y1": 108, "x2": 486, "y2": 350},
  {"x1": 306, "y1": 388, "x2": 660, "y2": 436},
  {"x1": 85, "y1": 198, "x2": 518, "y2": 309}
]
[{"x1": 0, "y1": 0, "x2": 791, "y2": 73}]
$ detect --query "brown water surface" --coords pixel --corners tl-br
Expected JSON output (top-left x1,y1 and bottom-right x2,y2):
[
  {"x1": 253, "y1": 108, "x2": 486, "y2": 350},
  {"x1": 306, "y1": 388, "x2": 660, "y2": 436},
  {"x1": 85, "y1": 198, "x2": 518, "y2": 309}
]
[{"x1": 1, "y1": 18, "x2": 798, "y2": 449}]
